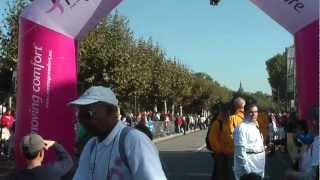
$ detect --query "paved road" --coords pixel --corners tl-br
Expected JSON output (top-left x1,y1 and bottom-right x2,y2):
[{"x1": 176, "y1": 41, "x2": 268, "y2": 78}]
[
  {"x1": 156, "y1": 130, "x2": 292, "y2": 180},
  {"x1": 156, "y1": 130, "x2": 207, "y2": 151},
  {"x1": 156, "y1": 130, "x2": 213, "y2": 180},
  {"x1": 0, "y1": 130, "x2": 293, "y2": 180}
]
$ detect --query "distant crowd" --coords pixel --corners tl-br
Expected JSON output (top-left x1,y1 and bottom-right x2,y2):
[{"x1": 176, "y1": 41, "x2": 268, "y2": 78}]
[
  {"x1": 206, "y1": 97, "x2": 319, "y2": 180},
  {"x1": 0, "y1": 86, "x2": 318, "y2": 180}
]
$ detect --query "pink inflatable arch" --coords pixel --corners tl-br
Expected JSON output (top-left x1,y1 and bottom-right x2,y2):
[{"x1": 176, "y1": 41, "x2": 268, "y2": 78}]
[{"x1": 16, "y1": 0, "x2": 318, "y2": 167}]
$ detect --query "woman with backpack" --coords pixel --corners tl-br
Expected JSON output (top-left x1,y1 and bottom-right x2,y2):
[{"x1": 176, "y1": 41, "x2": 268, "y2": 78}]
[{"x1": 207, "y1": 103, "x2": 232, "y2": 180}]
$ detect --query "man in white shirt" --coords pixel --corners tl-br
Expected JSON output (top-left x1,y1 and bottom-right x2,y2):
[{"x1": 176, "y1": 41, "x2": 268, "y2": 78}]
[
  {"x1": 70, "y1": 86, "x2": 166, "y2": 180},
  {"x1": 233, "y1": 104, "x2": 265, "y2": 180}
]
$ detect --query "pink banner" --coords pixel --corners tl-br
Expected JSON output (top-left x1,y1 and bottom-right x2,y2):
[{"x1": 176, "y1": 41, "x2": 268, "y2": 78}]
[
  {"x1": 294, "y1": 20, "x2": 319, "y2": 120},
  {"x1": 16, "y1": 0, "x2": 124, "y2": 168},
  {"x1": 16, "y1": 18, "x2": 77, "y2": 168},
  {"x1": 22, "y1": 0, "x2": 122, "y2": 39},
  {"x1": 250, "y1": 0, "x2": 318, "y2": 34},
  {"x1": 250, "y1": 0, "x2": 319, "y2": 120}
]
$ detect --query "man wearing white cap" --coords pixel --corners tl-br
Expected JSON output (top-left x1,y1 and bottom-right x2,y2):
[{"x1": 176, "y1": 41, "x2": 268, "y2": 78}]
[{"x1": 70, "y1": 86, "x2": 166, "y2": 180}]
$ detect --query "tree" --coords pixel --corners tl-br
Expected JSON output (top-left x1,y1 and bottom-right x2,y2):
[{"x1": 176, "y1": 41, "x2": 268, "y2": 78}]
[
  {"x1": 0, "y1": 0, "x2": 31, "y2": 70},
  {"x1": 0, "y1": 0, "x2": 31, "y2": 103},
  {"x1": 265, "y1": 53, "x2": 287, "y2": 104},
  {"x1": 182, "y1": 72, "x2": 232, "y2": 114},
  {"x1": 193, "y1": 72, "x2": 213, "y2": 81},
  {"x1": 0, "y1": 0, "x2": 247, "y2": 114}
]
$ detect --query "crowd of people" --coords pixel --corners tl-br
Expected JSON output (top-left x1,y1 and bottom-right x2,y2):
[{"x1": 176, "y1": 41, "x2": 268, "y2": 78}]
[
  {"x1": 0, "y1": 85, "x2": 318, "y2": 180},
  {"x1": 206, "y1": 97, "x2": 319, "y2": 180},
  {"x1": 0, "y1": 107, "x2": 15, "y2": 160},
  {"x1": 119, "y1": 111, "x2": 209, "y2": 134},
  {"x1": 75, "y1": 109, "x2": 210, "y2": 155},
  {"x1": 6, "y1": 86, "x2": 167, "y2": 180},
  {"x1": 1, "y1": 86, "x2": 212, "y2": 180}
]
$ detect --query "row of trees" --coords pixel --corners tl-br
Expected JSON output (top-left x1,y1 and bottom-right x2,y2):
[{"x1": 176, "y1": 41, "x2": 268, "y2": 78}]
[
  {"x1": 0, "y1": 0, "x2": 278, "y2": 114},
  {"x1": 78, "y1": 13, "x2": 234, "y2": 113}
]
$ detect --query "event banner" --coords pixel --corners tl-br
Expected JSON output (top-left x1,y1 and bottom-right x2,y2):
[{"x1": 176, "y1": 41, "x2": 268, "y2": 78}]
[
  {"x1": 16, "y1": 0, "x2": 123, "y2": 167},
  {"x1": 294, "y1": 20, "x2": 319, "y2": 120},
  {"x1": 16, "y1": 18, "x2": 77, "y2": 167},
  {"x1": 21, "y1": 0, "x2": 122, "y2": 39},
  {"x1": 250, "y1": 0, "x2": 319, "y2": 34},
  {"x1": 250, "y1": 0, "x2": 319, "y2": 120}
]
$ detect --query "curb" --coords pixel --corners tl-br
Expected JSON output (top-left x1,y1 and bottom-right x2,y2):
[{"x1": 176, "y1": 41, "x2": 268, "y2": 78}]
[
  {"x1": 196, "y1": 144, "x2": 207, "y2": 152},
  {"x1": 153, "y1": 129, "x2": 201, "y2": 144}
]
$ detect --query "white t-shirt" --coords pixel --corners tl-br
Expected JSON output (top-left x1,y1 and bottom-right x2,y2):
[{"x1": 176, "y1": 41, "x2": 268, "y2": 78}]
[
  {"x1": 73, "y1": 121, "x2": 166, "y2": 180},
  {"x1": 165, "y1": 116, "x2": 170, "y2": 122},
  {"x1": 200, "y1": 117, "x2": 206, "y2": 123},
  {"x1": 1, "y1": 127, "x2": 10, "y2": 141},
  {"x1": 189, "y1": 116, "x2": 194, "y2": 124}
]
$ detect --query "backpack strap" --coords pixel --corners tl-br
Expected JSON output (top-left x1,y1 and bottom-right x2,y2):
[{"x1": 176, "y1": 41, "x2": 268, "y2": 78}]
[{"x1": 119, "y1": 127, "x2": 133, "y2": 174}]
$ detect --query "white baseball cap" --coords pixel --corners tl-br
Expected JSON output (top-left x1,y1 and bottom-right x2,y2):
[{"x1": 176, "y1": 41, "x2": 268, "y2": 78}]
[{"x1": 68, "y1": 86, "x2": 118, "y2": 107}]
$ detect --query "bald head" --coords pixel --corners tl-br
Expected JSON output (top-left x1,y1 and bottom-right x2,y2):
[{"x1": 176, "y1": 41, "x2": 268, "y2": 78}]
[{"x1": 234, "y1": 97, "x2": 246, "y2": 110}]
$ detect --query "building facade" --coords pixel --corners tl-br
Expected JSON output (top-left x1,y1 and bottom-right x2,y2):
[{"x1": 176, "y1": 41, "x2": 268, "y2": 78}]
[{"x1": 286, "y1": 46, "x2": 296, "y2": 111}]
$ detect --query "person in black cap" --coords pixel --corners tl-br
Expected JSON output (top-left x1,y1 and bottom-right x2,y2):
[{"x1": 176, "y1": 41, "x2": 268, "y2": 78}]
[{"x1": 10, "y1": 133, "x2": 73, "y2": 180}]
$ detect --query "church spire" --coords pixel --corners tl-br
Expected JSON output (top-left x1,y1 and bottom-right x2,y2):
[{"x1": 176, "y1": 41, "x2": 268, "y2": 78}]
[{"x1": 238, "y1": 81, "x2": 244, "y2": 93}]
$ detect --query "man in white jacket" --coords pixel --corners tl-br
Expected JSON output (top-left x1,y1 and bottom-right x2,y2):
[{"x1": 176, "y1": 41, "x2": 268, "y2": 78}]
[
  {"x1": 233, "y1": 104, "x2": 265, "y2": 180},
  {"x1": 70, "y1": 86, "x2": 166, "y2": 180}
]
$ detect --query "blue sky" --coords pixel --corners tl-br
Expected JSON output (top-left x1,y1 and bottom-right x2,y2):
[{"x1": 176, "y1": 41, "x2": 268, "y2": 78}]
[{"x1": 0, "y1": 0, "x2": 293, "y2": 94}]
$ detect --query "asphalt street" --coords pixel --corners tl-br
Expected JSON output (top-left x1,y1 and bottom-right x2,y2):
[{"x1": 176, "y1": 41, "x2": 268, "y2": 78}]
[
  {"x1": 156, "y1": 130, "x2": 213, "y2": 180},
  {"x1": 0, "y1": 129, "x2": 293, "y2": 180},
  {"x1": 156, "y1": 130, "x2": 292, "y2": 180}
]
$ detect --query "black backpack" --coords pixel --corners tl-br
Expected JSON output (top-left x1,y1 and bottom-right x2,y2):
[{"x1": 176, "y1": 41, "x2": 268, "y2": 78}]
[{"x1": 205, "y1": 120, "x2": 215, "y2": 151}]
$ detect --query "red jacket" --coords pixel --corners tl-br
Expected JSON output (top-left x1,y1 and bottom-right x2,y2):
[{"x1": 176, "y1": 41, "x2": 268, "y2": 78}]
[
  {"x1": 1, "y1": 114, "x2": 14, "y2": 129},
  {"x1": 175, "y1": 117, "x2": 183, "y2": 126}
]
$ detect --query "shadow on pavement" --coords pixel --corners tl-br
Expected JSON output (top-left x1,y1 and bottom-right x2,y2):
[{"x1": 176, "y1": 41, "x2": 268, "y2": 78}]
[
  {"x1": 160, "y1": 150, "x2": 293, "y2": 180},
  {"x1": 160, "y1": 151, "x2": 213, "y2": 180},
  {"x1": 0, "y1": 150, "x2": 292, "y2": 180}
]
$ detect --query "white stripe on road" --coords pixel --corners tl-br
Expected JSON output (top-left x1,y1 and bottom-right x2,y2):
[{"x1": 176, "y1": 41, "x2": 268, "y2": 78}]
[{"x1": 196, "y1": 144, "x2": 207, "y2": 151}]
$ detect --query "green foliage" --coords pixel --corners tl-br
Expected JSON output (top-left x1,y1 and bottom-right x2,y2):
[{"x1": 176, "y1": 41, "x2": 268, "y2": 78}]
[
  {"x1": 233, "y1": 91, "x2": 280, "y2": 112},
  {"x1": 77, "y1": 12, "x2": 233, "y2": 113},
  {"x1": 0, "y1": 0, "x2": 276, "y2": 114},
  {"x1": 265, "y1": 53, "x2": 287, "y2": 103},
  {"x1": 0, "y1": 0, "x2": 31, "y2": 103},
  {"x1": 0, "y1": 0, "x2": 31, "y2": 70}
]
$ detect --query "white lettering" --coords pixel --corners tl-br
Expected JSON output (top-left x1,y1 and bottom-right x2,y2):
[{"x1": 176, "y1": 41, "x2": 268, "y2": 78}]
[
  {"x1": 30, "y1": 43, "x2": 44, "y2": 133},
  {"x1": 46, "y1": 50, "x2": 53, "y2": 108},
  {"x1": 31, "y1": 95, "x2": 42, "y2": 133},
  {"x1": 31, "y1": 44, "x2": 44, "y2": 94}
]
